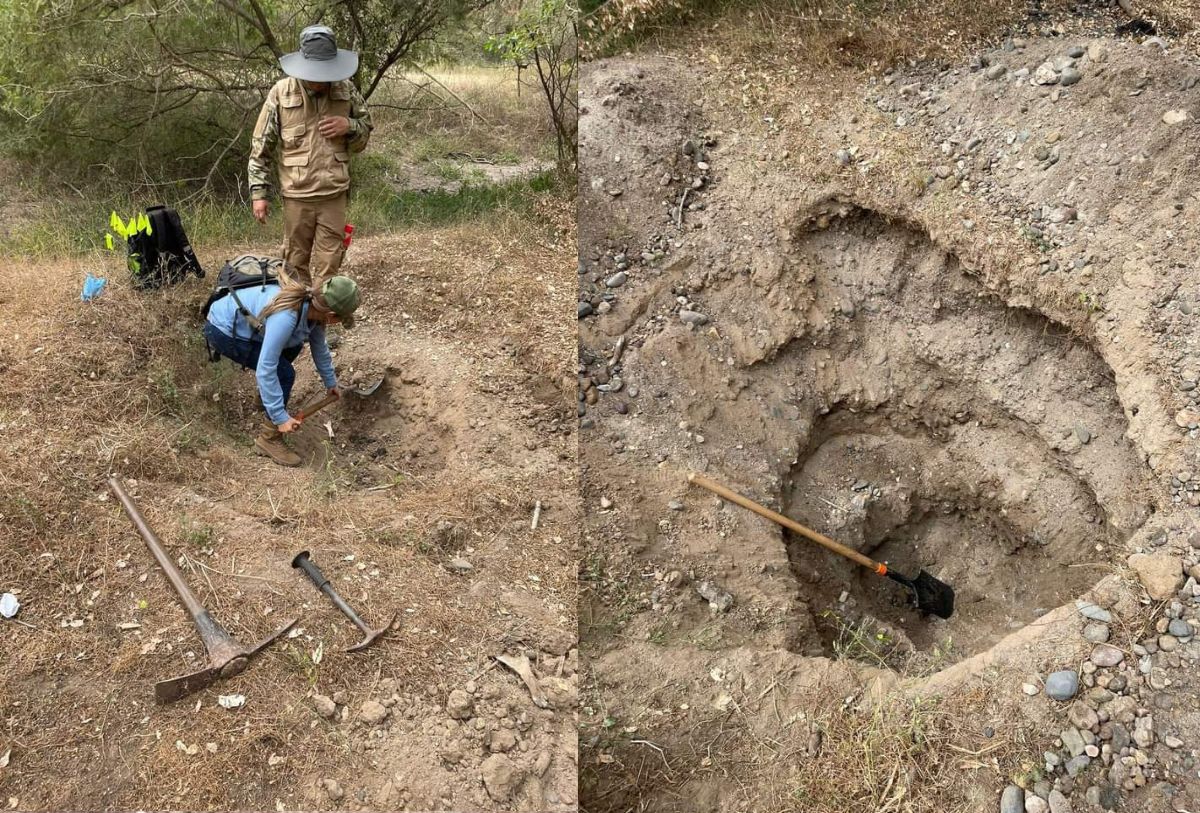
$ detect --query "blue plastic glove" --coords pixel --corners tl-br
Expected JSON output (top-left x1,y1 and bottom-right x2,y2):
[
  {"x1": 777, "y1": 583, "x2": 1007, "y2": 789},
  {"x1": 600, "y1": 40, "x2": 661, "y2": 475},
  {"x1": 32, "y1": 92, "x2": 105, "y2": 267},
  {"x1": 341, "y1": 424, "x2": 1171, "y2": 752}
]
[{"x1": 82, "y1": 273, "x2": 107, "y2": 301}]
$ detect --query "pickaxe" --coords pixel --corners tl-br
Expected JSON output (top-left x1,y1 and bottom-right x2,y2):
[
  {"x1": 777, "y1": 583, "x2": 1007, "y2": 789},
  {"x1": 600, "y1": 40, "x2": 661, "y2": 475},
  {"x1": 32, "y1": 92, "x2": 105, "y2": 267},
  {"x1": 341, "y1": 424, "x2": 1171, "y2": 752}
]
[{"x1": 107, "y1": 476, "x2": 297, "y2": 703}]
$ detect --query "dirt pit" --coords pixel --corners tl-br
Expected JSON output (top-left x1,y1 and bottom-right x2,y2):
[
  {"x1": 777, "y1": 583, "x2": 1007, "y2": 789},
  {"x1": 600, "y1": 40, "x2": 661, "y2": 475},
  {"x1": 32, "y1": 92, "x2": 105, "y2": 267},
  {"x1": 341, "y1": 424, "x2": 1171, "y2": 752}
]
[{"x1": 723, "y1": 201, "x2": 1152, "y2": 669}]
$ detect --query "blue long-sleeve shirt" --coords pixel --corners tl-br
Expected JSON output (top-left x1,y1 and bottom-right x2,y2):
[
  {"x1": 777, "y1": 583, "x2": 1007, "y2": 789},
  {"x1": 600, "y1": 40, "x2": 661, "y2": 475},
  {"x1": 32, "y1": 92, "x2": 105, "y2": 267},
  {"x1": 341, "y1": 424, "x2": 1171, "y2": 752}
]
[{"x1": 205, "y1": 284, "x2": 337, "y2": 424}]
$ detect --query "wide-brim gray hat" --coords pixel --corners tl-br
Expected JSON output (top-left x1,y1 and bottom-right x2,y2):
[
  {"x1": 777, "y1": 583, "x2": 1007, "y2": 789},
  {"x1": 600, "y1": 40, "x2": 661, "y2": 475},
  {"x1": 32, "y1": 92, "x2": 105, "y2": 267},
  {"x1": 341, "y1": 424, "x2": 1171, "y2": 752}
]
[{"x1": 280, "y1": 25, "x2": 359, "y2": 82}]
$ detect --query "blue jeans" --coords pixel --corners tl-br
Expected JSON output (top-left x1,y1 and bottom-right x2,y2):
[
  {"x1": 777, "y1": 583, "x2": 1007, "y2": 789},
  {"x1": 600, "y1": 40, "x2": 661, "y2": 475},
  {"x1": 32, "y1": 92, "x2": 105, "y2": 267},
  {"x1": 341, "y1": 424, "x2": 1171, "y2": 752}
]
[{"x1": 203, "y1": 322, "x2": 305, "y2": 413}]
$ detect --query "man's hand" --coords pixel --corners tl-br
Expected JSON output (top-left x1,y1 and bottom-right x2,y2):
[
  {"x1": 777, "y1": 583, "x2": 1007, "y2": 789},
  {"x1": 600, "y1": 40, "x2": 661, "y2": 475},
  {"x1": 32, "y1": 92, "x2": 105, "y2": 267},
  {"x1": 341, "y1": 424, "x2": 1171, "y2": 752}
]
[
  {"x1": 253, "y1": 199, "x2": 270, "y2": 224},
  {"x1": 319, "y1": 116, "x2": 350, "y2": 139},
  {"x1": 277, "y1": 417, "x2": 301, "y2": 433},
  {"x1": 327, "y1": 386, "x2": 341, "y2": 399}
]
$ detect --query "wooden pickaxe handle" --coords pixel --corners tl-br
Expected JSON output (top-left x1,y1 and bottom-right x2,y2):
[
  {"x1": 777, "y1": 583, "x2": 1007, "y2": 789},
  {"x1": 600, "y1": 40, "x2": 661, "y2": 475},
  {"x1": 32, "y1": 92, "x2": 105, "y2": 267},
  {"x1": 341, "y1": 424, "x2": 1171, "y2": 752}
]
[
  {"x1": 687, "y1": 472, "x2": 888, "y2": 575},
  {"x1": 295, "y1": 391, "x2": 339, "y2": 423}
]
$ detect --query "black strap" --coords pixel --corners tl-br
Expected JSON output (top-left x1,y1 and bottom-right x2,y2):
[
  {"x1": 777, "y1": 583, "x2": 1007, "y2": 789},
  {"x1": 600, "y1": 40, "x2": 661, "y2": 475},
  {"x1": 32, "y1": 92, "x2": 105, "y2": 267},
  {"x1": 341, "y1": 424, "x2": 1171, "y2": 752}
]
[{"x1": 228, "y1": 287, "x2": 264, "y2": 333}]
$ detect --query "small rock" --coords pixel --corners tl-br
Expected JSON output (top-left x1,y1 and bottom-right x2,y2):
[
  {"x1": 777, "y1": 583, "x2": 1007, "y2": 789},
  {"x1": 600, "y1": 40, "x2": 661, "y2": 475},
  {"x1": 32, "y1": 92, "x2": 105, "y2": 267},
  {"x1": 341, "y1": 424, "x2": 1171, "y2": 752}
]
[
  {"x1": 1022, "y1": 683, "x2": 1040, "y2": 696},
  {"x1": 1065, "y1": 755, "x2": 1091, "y2": 776},
  {"x1": 1083, "y1": 623, "x2": 1110, "y2": 643},
  {"x1": 489, "y1": 728, "x2": 518, "y2": 753},
  {"x1": 1061, "y1": 727, "x2": 1087, "y2": 757},
  {"x1": 577, "y1": 302, "x2": 593, "y2": 319},
  {"x1": 1163, "y1": 109, "x2": 1190, "y2": 125},
  {"x1": 1001, "y1": 784, "x2": 1025, "y2": 813},
  {"x1": 1131, "y1": 553, "x2": 1184, "y2": 600},
  {"x1": 1034, "y1": 63, "x2": 1060, "y2": 85},
  {"x1": 312, "y1": 694, "x2": 338, "y2": 721},
  {"x1": 1077, "y1": 600, "x2": 1112, "y2": 623},
  {"x1": 1068, "y1": 701, "x2": 1099, "y2": 731},
  {"x1": 360, "y1": 700, "x2": 388, "y2": 725},
  {"x1": 320, "y1": 779, "x2": 344, "y2": 802},
  {"x1": 986, "y1": 64, "x2": 1006, "y2": 80},
  {"x1": 1090, "y1": 645, "x2": 1124, "y2": 668},
  {"x1": 447, "y1": 558, "x2": 474, "y2": 574},
  {"x1": 1045, "y1": 670, "x2": 1080, "y2": 701},
  {"x1": 605, "y1": 272, "x2": 627, "y2": 288},
  {"x1": 1026, "y1": 796, "x2": 1049, "y2": 813},
  {"x1": 679, "y1": 310, "x2": 709, "y2": 326},
  {"x1": 1168, "y1": 618, "x2": 1191, "y2": 637},
  {"x1": 1049, "y1": 206, "x2": 1078, "y2": 224},
  {"x1": 696, "y1": 581, "x2": 733, "y2": 613},
  {"x1": 1133, "y1": 715, "x2": 1154, "y2": 748},
  {"x1": 480, "y1": 754, "x2": 523, "y2": 802},
  {"x1": 1048, "y1": 789, "x2": 1072, "y2": 813},
  {"x1": 1060, "y1": 68, "x2": 1082, "y2": 86},
  {"x1": 1067, "y1": 45, "x2": 1086, "y2": 58},
  {"x1": 447, "y1": 689, "x2": 474, "y2": 720}
]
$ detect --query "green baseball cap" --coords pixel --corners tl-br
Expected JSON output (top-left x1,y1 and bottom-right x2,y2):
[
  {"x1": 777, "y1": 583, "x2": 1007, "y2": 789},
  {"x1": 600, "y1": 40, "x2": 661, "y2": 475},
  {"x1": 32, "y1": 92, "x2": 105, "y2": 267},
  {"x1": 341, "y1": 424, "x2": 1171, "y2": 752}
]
[{"x1": 321, "y1": 275, "x2": 360, "y2": 328}]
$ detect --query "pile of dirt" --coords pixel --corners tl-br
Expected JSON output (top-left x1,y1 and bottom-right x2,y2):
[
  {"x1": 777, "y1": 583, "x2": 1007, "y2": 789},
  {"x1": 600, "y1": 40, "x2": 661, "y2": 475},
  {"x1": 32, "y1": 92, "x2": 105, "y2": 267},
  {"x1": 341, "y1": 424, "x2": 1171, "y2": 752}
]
[{"x1": 579, "y1": 11, "x2": 1200, "y2": 812}]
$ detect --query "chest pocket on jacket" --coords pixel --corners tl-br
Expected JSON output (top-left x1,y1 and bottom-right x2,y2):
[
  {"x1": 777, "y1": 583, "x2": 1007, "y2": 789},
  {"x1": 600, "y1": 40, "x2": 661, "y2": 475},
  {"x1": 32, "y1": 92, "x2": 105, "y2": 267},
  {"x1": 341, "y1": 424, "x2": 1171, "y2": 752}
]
[
  {"x1": 279, "y1": 91, "x2": 307, "y2": 160},
  {"x1": 282, "y1": 122, "x2": 306, "y2": 150}
]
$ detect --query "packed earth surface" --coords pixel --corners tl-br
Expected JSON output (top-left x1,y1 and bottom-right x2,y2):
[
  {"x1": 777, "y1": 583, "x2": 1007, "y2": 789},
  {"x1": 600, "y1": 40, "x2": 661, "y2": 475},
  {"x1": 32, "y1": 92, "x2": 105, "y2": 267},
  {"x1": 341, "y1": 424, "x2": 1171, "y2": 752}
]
[
  {"x1": 0, "y1": 207, "x2": 578, "y2": 811},
  {"x1": 579, "y1": 8, "x2": 1200, "y2": 813}
]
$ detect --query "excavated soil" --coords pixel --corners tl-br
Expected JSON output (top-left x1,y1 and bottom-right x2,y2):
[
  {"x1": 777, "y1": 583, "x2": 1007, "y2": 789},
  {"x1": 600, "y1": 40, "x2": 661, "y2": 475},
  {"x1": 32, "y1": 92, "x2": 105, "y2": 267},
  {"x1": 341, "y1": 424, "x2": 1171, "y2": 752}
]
[{"x1": 579, "y1": 12, "x2": 1200, "y2": 812}]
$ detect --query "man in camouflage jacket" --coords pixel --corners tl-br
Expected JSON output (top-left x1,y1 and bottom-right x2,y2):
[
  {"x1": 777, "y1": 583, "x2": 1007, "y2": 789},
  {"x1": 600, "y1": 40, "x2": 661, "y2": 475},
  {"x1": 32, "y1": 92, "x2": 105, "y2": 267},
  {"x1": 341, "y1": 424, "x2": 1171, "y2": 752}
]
[{"x1": 249, "y1": 25, "x2": 373, "y2": 286}]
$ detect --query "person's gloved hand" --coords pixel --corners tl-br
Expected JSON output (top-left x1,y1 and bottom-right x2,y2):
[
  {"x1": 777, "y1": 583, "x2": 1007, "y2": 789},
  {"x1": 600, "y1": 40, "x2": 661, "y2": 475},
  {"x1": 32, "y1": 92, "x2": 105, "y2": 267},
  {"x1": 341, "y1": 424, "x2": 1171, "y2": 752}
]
[
  {"x1": 327, "y1": 386, "x2": 341, "y2": 399},
  {"x1": 277, "y1": 417, "x2": 301, "y2": 433}
]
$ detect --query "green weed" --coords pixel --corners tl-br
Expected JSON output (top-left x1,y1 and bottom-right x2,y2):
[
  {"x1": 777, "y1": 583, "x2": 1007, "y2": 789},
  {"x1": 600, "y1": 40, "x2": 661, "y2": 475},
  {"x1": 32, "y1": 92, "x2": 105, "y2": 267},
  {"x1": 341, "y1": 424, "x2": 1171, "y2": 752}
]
[{"x1": 179, "y1": 515, "x2": 215, "y2": 548}]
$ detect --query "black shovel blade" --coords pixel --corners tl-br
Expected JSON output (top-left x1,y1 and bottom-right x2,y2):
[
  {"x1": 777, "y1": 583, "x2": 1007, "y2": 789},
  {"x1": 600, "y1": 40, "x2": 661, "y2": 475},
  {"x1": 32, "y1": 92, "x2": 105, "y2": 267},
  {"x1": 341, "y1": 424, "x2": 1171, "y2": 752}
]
[{"x1": 886, "y1": 568, "x2": 955, "y2": 619}]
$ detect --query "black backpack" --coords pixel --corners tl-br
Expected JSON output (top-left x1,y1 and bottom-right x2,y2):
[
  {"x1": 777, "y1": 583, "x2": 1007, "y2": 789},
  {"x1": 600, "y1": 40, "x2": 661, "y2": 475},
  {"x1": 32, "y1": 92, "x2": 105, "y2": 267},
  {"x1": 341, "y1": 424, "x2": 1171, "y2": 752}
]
[{"x1": 128, "y1": 205, "x2": 205, "y2": 289}]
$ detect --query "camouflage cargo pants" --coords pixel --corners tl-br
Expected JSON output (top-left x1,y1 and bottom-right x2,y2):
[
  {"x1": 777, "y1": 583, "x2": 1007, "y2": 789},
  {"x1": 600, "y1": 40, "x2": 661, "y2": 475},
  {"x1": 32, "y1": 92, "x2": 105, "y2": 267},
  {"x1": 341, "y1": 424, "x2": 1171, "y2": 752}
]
[{"x1": 281, "y1": 192, "x2": 347, "y2": 287}]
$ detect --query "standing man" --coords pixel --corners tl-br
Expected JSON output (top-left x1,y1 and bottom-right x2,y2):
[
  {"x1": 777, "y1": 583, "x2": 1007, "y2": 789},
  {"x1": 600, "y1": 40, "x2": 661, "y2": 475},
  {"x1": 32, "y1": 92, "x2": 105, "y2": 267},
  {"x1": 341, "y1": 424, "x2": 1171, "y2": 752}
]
[{"x1": 249, "y1": 26, "x2": 373, "y2": 286}]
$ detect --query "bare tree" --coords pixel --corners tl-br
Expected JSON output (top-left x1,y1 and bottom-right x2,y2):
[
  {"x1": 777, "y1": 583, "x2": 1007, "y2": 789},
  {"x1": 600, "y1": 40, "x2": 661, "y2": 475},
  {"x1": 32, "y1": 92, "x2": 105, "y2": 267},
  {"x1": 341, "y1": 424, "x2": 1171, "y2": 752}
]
[{"x1": 486, "y1": 0, "x2": 579, "y2": 170}]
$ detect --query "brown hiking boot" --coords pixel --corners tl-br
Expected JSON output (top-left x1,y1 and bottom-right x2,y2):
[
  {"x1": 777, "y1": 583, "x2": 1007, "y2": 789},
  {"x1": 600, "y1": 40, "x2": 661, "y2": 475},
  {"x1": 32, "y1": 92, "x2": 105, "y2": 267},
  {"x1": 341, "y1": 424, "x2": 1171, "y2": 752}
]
[{"x1": 254, "y1": 422, "x2": 302, "y2": 467}]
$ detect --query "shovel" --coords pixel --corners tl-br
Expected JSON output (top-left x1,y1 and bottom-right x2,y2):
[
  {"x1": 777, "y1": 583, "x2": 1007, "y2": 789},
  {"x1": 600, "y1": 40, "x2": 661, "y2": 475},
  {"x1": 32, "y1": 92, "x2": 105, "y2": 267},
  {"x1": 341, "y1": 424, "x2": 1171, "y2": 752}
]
[
  {"x1": 350, "y1": 376, "x2": 384, "y2": 397},
  {"x1": 687, "y1": 472, "x2": 955, "y2": 619}
]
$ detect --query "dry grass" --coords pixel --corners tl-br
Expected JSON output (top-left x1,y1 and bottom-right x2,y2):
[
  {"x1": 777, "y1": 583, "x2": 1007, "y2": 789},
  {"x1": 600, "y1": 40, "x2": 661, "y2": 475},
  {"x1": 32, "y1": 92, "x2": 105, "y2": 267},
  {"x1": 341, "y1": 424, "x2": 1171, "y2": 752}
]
[
  {"x1": 0, "y1": 204, "x2": 576, "y2": 809},
  {"x1": 579, "y1": 665, "x2": 1028, "y2": 813},
  {"x1": 1140, "y1": 0, "x2": 1200, "y2": 35},
  {"x1": 586, "y1": 0, "x2": 1076, "y2": 70},
  {"x1": 372, "y1": 65, "x2": 557, "y2": 166}
]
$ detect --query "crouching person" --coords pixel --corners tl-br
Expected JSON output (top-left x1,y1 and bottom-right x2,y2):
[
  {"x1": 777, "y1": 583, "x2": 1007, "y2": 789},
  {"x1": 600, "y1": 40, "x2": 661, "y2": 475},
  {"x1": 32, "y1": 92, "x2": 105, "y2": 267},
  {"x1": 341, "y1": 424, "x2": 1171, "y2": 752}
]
[{"x1": 202, "y1": 274, "x2": 360, "y2": 466}]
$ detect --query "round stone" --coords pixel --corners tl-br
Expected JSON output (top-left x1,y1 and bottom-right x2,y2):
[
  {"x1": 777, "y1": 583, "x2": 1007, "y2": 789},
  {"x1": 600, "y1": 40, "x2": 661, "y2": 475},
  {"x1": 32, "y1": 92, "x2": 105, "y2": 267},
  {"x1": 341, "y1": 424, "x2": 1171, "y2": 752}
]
[
  {"x1": 1045, "y1": 670, "x2": 1080, "y2": 702},
  {"x1": 1001, "y1": 784, "x2": 1025, "y2": 813},
  {"x1": 1090, "y1": 645, "x2": 1124, "y2": 668}
]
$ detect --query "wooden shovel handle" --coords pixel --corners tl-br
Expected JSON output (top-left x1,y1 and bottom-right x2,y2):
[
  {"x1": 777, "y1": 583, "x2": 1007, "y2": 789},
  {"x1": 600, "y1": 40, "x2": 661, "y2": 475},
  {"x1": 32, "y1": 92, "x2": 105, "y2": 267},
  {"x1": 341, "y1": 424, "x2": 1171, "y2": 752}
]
[
  {"x1": 296, "y1": 392, "x2": 339, "y2": 422},
  {"x1": 687, "y1": 472, "x2": 887, "y2": 575}
]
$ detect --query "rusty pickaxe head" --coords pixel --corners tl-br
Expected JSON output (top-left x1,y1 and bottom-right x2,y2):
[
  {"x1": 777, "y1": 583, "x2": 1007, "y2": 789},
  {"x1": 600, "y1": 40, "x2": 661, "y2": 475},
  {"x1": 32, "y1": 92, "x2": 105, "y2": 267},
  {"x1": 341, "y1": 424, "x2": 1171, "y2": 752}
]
[
  {"x1": 154, "y1": 614, "x2": 297, "y2": 703},
  {"x1": 107, "y1": 476, "x2": 297, "y2": 704},
  {"x1": 292, "y1": 551, "x2": 395, "y2": 653}
]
